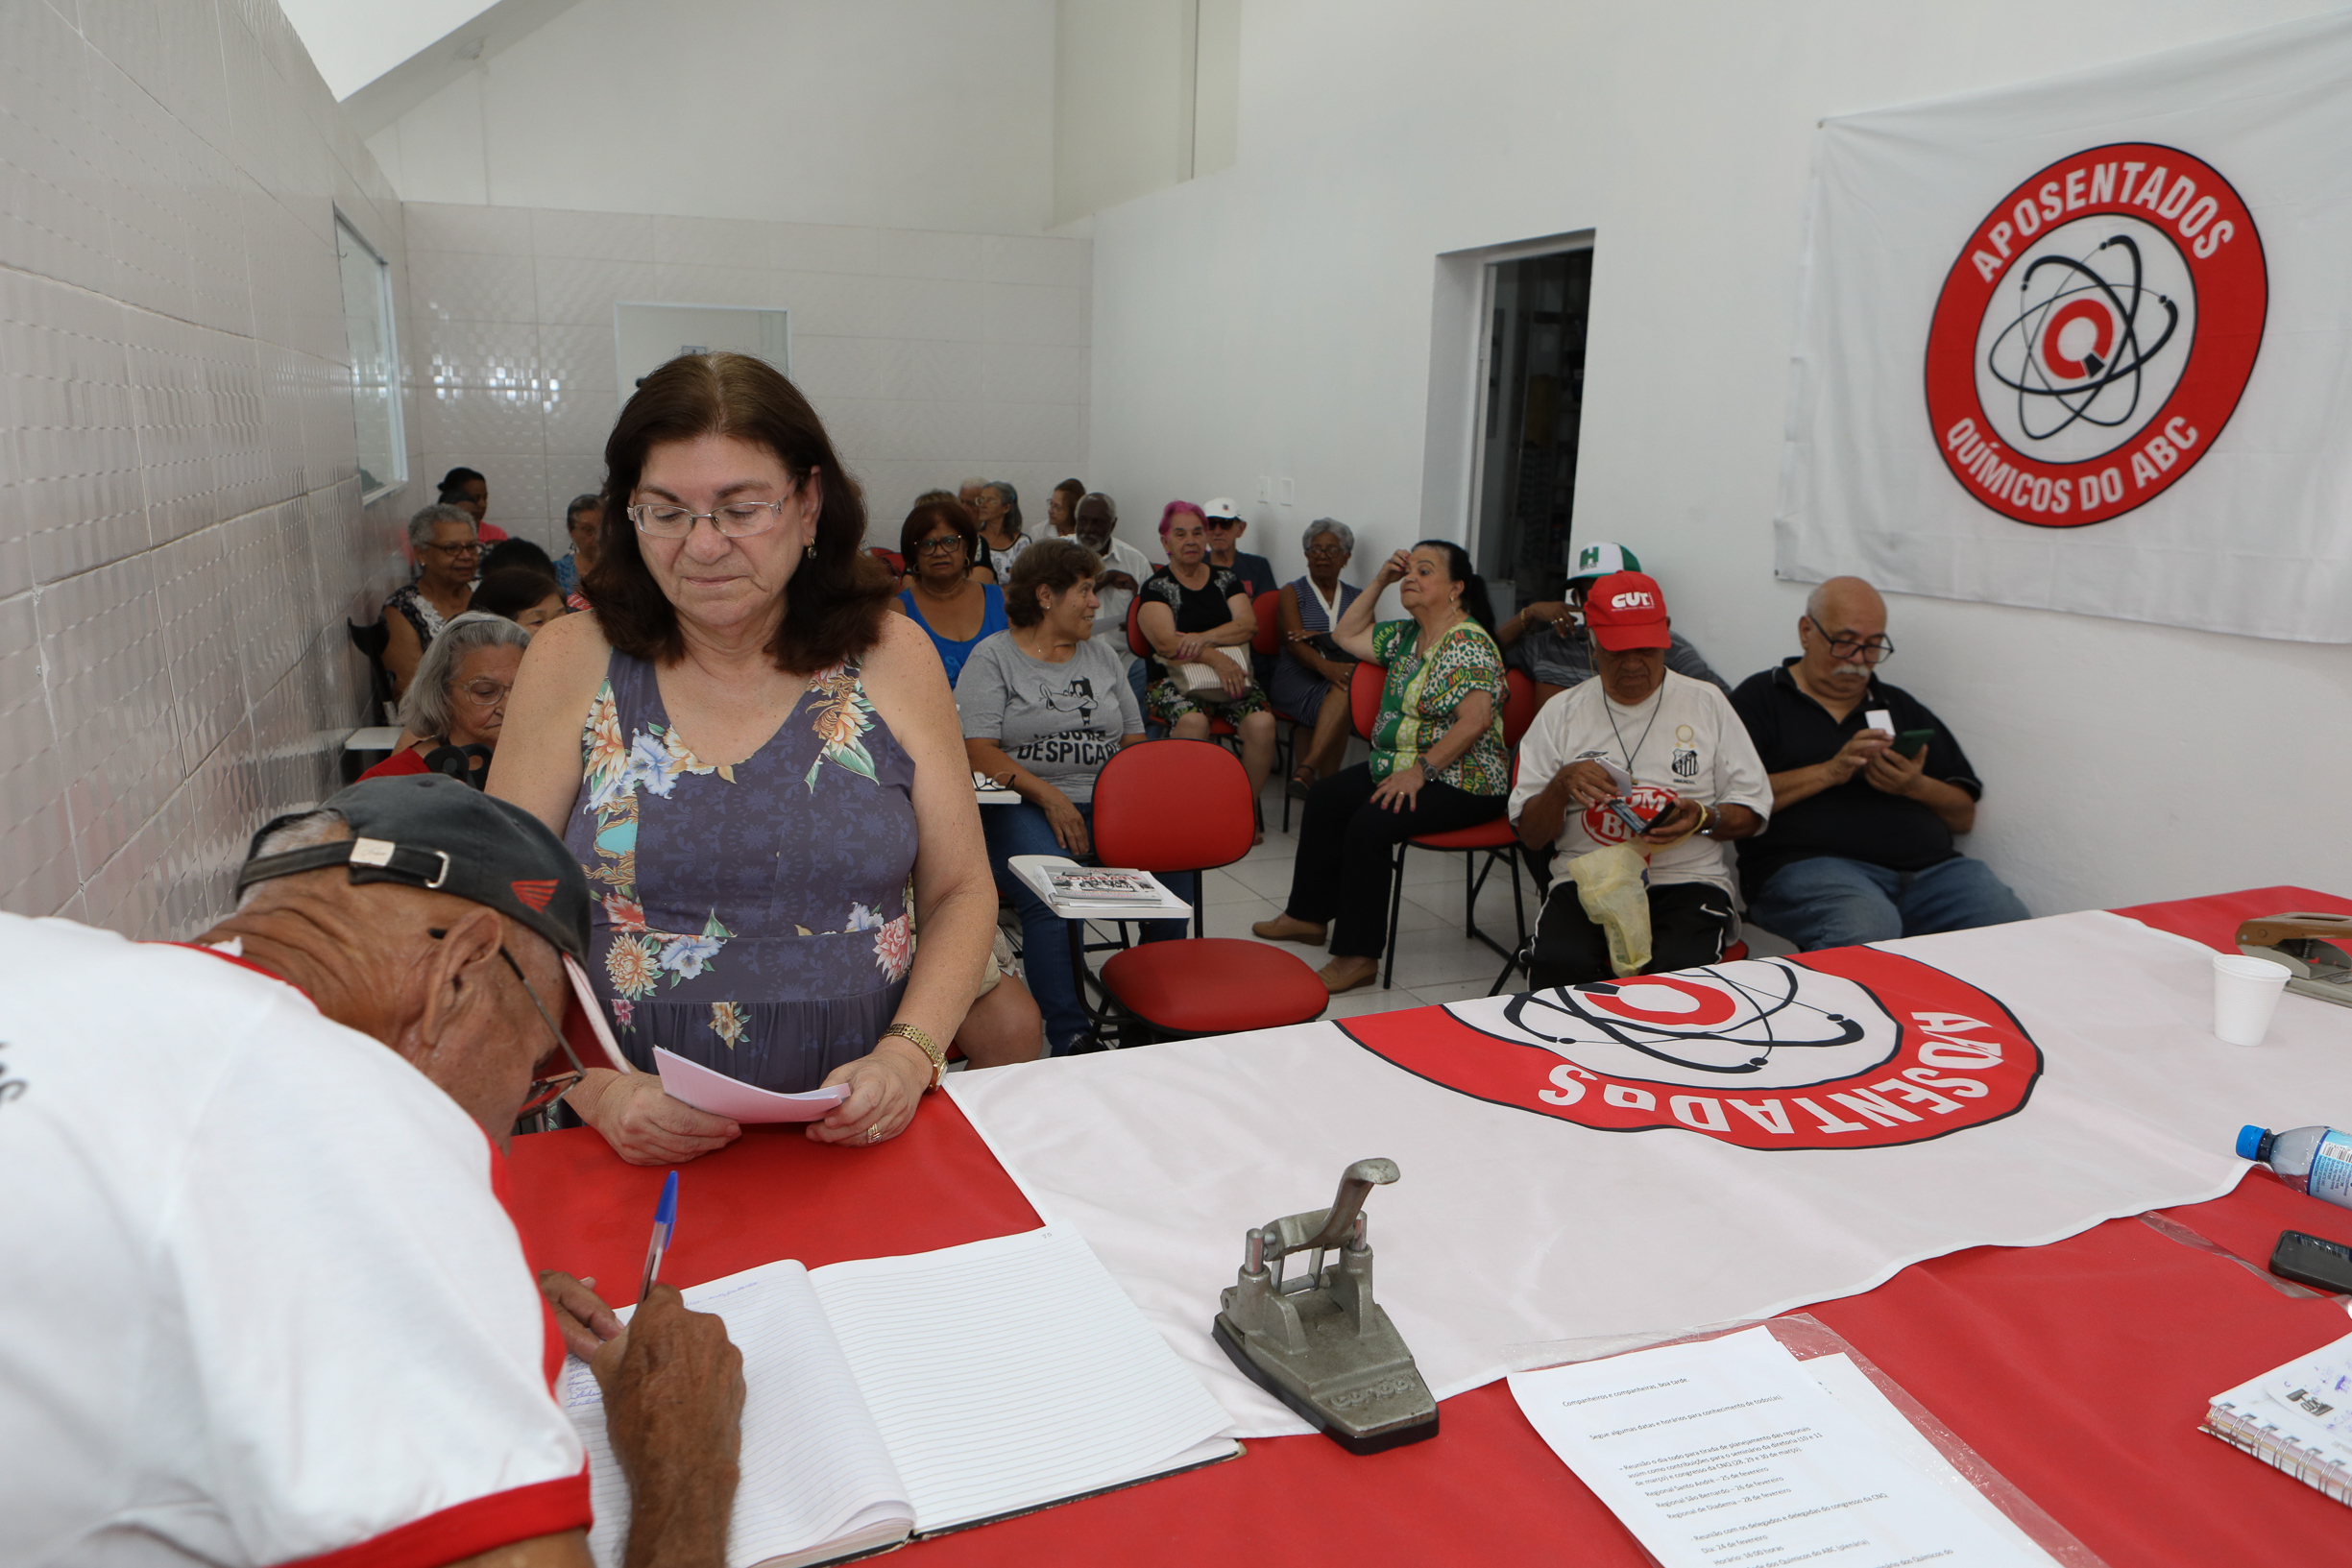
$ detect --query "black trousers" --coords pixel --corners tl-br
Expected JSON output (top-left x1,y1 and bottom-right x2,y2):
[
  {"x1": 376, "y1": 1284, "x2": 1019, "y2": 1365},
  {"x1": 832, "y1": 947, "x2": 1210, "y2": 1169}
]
[
  {"x1": 1284, "y1": 763, "x2": 1506, "y2": 958},
  {"x1": 1527, "y1": 880, "x2": 1736, "y2": 990}
]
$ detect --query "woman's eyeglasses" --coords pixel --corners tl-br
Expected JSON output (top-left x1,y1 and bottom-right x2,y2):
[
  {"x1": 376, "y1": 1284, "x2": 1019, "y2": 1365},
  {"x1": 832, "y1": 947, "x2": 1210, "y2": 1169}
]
[
  {"x1": 627, "y1": 499, "x2": 790, "y2": 538},
  {"x1": 423, "y1": 540, "x2": 481, "y2": 557},
  {"x1": 456, "y1": 679, "x2": 514, "y2": 707},
  {"x1": 914, "y1": 536, "x2": 967, "y2": 556}
]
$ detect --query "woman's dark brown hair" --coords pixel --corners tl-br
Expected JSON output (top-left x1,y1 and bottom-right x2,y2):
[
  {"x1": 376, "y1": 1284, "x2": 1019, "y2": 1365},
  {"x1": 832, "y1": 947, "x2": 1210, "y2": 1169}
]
[
  {"x1": 1004, "y1": 538, "x2": 1102, "y2": 628},
  {"x1": 898, "y1": 498, "x2": 978, "y2": 567},
  {"x1": 583, "y1": 352, "x2": 892, "y2": 673}
]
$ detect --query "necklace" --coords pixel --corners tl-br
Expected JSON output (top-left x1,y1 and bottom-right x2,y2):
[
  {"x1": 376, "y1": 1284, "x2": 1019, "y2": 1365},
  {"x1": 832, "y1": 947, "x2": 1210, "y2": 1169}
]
[
  {"x1": 1415, "y1": 606, "x2": 1466, "y2": 658},
  {"x1": 1603, "y1": 680, "x2": 1668, "y2": 776}
]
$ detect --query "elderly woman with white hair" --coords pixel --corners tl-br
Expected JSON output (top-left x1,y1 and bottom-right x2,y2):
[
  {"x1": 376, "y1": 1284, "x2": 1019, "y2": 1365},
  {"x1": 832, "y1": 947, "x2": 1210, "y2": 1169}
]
[
  {"x1": 1270, "y1": 518, "x2": 1364, "y2": 796},
  {"x1": 361, "y1": 612, "x2": 531, "y2": 784},
  {"x1": 383, "y1": 503, "x2": 480, "y2": 698}
]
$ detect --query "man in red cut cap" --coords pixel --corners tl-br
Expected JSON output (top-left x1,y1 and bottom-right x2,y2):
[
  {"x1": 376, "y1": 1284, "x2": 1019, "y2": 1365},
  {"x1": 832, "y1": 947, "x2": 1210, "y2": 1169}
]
[{"x1": 1509, "y1": 572, "x2": 1774, "y2": 988}]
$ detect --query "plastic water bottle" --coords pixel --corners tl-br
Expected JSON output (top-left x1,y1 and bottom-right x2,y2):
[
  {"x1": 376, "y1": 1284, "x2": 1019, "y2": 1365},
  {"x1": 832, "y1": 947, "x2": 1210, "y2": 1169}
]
[{"x1": 2238, "y1": 1125, "x2": 2352, "y2": 1208}]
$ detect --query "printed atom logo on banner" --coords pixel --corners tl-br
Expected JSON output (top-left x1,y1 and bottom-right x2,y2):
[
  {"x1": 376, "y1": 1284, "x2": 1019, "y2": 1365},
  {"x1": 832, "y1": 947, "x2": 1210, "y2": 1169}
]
[
  {"x1": 1339, "y1": 948, "x2": 2039, "y2": 1150},
  {"x1": 1924, "y1": 142, "x2": 2266, "y2": 528}
]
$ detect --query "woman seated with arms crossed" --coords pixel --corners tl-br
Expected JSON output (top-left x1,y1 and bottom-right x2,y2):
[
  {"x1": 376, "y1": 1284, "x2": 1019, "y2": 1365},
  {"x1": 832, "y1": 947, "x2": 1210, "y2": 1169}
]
[
  {"x1": 491, "y1": 352, "x2": 1006, "y2": 1164},
  {"x1": 1254, "y1": 542, "x2": 1511, "y2": 994},
  {"x1": 1270, "y1": 518, "x2": 1363, "y2": 799},
  {"x1": 958, "y1": 539, "x2": 1185, "y2": 1056},
  {"x1": 361, "y1": 610, "x2": 528, "y2": 784},
  {"x1": 1137, "y1": 501, "x2": 1278, "y2": 839},
  {"x1": 893, "y1": 497, "x2": 1008, "y2": 687}
]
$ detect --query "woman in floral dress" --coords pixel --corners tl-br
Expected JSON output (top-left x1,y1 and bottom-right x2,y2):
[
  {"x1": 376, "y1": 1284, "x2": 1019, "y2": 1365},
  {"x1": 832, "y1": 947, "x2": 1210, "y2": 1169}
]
[{"x1": 493, "y1": 353, "x2": 1002, "y2": 1164}]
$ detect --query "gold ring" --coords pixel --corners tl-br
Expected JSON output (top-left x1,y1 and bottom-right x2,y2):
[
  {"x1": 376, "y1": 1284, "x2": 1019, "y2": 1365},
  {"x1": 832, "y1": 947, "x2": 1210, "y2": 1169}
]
[{"x1": 865, "y1": 1123, "x2": 882, "y2": 1144}]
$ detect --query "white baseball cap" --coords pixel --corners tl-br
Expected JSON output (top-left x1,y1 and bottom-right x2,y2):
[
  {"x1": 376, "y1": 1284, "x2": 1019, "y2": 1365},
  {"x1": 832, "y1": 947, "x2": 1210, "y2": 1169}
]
[
  {"x1": 1202, "y1": 496, "x2": 1243, "y2": 520},
  {"x1": 1564, "y1": 540, "x2": 1642, "y2": 584}
]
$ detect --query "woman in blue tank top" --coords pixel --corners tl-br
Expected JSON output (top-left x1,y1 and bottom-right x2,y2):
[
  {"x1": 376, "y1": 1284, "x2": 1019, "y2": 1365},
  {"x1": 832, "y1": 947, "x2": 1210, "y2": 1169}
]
[{"x1": 893, "y1": 499, "x2": 1007, "y2": 686}]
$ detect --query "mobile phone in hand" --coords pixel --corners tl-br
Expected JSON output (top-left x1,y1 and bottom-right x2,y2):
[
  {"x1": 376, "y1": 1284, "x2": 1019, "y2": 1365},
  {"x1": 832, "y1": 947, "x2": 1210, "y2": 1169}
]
[
  {"x1": 1891, "y1": 728, "x2": 1934, "y2": 760},
  {"x1": 1606, "y1": 802, "x2": 1652, "y2": 837}
]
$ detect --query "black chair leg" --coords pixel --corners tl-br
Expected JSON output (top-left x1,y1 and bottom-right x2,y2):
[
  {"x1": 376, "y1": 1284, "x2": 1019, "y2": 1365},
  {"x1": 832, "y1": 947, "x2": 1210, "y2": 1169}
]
[{"x1": 1380, "y1": 841, "x2": 1409, "y2": 990}]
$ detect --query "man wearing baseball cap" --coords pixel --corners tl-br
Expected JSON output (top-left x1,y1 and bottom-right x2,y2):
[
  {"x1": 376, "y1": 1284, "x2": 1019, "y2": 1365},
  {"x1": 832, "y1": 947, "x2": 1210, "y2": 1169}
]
[
  {"x1": 1495, "y1": 539, "x2": 1731, "y2": 703},
  {"x1": 1200, "y1": 496, "x2": 1276, "y2": 601},
  {"x1": 1510, "y1": 572, "x2": 1773, "y2": 988},
  {"x1": 0, "y1": 775, "x2": 744, "y2": 1568}
]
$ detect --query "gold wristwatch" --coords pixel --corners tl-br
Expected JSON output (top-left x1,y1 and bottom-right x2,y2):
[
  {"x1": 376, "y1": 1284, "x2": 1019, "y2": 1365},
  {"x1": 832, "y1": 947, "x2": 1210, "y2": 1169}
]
[{"x1": 881, "y1": 1023, "x2": 946, "y2": 1090}]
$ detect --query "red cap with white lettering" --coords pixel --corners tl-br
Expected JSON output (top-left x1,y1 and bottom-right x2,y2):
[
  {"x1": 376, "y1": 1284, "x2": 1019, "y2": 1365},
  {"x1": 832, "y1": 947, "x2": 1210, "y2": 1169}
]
[{"x1": 1581, "y1": 571, "x2": 1671, "y2": 650}]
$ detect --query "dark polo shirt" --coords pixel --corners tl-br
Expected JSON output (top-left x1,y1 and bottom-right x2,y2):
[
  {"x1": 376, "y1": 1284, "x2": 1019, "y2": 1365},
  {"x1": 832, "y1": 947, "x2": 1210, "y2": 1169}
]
[{"x1": 1728, "y1": 659, "x2": 1983, "y2": 902}]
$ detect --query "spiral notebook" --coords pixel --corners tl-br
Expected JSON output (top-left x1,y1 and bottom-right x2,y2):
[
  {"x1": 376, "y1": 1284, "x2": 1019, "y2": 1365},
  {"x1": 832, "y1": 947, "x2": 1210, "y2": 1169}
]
[{"x1": 558, "y1": 1223, "x2": 1238, "y2": 1567}]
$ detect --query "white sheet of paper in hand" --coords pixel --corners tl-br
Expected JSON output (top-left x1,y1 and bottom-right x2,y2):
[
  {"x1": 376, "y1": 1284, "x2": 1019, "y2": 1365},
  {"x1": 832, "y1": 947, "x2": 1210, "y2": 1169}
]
[
  {"x1": 1864, "y1": 707, "x2": 1894, "y2": 734},
  {"x1": 1508, "y1": 1325, "x2": 2050, "y2": 1568},
  {"x1": 654, "y1": 1048, "x2": 851, "y2": 1122}
]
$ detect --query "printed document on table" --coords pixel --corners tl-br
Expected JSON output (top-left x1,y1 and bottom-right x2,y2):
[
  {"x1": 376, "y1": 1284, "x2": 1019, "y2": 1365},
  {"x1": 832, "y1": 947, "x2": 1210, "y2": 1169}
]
[{"x1": 1509, "y1": 1326, "x2": 2053, "y2": 1568}]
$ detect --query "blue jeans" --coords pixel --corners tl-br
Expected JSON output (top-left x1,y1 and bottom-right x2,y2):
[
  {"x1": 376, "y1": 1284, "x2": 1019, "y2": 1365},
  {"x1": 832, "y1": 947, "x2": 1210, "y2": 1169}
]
[
  {"x1": 1747, "y1": 855, "x2": 2027, "y2": 952},
  {"x1": 982, "y1": 799, "x2": 1191, "y2": 1052}
]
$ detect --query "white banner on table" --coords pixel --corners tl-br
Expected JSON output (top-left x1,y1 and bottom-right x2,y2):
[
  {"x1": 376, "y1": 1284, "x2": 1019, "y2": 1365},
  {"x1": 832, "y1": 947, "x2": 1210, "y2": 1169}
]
[
  {"x1": 948, "y1": 910, "x2": 2352, "y2": 1436},
  {"x1": 1775, "y1": 10, "x2": 2352, "y2": 641}
]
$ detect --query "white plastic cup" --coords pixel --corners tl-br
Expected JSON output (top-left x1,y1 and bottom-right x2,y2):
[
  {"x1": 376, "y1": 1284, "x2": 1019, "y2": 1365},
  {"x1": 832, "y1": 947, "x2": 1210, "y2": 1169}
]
[{"x1": 2213, "y1": 953, "x2": 2292, "y2": 1046}]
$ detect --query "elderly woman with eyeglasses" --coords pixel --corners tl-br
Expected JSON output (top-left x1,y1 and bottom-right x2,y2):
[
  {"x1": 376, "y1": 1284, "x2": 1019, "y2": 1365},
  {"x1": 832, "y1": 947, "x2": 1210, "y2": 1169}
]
[
  {"x1": 491, "y1": 353, "x2": 1006, "y2": 1165},
  {"x1": 361, "y1": 612, "x2": 532, "y2": 785},
  {"x1": 891, "y1": 498, "x2": 1008, "y2": 686},
  {"x1": 1269, "y1": 519, "x2": 1364, "y2": 797},
  {"x1": 383, "y1": 503, "x2": 479, "y2": 699}
]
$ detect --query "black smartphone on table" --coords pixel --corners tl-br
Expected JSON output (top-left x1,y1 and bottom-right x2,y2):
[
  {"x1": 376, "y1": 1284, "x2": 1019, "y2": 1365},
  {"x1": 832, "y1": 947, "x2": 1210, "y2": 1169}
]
[{"x1": 2270, "y1": 1229, "x2": 2352, "y2": 1293}]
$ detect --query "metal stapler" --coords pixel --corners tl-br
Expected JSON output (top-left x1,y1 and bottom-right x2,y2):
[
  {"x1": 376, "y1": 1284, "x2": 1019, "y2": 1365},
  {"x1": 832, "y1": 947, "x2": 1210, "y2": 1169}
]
[
  {"x1": 1212, "y1": 1158, "x2": 1439, "y2": 1455},
  {"x1": 2239, "y1": 912, "x2": 2352, "y2": 1008}
]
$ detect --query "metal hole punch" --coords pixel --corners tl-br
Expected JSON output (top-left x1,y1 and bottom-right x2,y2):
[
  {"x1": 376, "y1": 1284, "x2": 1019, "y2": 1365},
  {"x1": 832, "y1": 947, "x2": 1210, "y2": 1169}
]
[
  {"x1": 2239, "y1": 913, "x2": 2352, "y2": 1008},
  {"x1": 1211, "y1": 1158, "x2": 1439, "y2": 1455}
]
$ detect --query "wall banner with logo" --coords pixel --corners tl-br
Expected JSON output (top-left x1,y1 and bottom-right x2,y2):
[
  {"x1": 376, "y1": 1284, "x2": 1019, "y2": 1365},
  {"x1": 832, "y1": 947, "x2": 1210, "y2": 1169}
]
[
  {"x1": 949, "y1": 911, "x2": 2352, "y2": 1436},
  {"x1": 1775, "y1": 11, "x2": 2352, "y2": 641}
]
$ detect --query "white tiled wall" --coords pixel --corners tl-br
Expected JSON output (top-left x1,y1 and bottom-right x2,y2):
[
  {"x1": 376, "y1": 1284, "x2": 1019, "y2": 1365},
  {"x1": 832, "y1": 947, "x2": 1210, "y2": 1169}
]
[
  {"x1": 402, "y1": 202, "x2": 1092, "y2": 550},
  {"x1": 0, "y1": 0, "x2": 425, "y2": 934}
]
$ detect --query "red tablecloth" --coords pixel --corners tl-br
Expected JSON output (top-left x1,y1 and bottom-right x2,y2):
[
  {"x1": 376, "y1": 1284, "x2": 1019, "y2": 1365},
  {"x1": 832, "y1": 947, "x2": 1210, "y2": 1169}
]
[{"x1": 506, "y1": 888, "x2": 2352, "y2": 1565}]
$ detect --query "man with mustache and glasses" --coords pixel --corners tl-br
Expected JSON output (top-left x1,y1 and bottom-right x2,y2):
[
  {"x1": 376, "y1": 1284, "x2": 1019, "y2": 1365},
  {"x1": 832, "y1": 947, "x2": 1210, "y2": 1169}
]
[
  {"x1": 0, "y1": 776, "x2": 743, "y2": 1568},
  {"x1": 1729, "y1": 575, "x2": 2027, "y2": 952}
]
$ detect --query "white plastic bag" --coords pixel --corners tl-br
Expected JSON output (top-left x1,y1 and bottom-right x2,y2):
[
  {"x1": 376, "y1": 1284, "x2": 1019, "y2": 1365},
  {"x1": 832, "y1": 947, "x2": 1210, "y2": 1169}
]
[{"x1": 1564, "y1": 841, "x2": 1652, "y2": 977}]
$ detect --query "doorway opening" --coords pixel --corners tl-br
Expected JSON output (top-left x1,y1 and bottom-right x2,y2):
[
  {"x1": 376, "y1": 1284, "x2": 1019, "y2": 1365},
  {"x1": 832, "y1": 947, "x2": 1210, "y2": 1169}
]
[{"x1": 1469, "y1": 246, "x2": 1592, "y2": 610}]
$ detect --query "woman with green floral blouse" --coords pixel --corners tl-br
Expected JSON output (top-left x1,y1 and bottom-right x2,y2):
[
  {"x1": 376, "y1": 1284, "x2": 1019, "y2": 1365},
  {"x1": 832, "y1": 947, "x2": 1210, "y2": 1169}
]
[{"x1": 1254, "y1": 541, "x2": 1509, "y2": 993}]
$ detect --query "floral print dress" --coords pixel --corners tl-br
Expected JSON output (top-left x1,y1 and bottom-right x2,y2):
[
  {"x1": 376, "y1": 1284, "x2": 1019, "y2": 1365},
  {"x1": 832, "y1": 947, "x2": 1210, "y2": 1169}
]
[{"x1": 564, "y1": 648, "x2": 919, "y2": 1093}]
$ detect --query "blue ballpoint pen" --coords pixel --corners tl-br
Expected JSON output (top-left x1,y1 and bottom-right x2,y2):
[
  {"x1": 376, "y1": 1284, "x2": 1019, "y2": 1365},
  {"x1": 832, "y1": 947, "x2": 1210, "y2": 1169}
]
[{"x1": 637, "y1": 1170, "x2": 678, "y2": 1305}]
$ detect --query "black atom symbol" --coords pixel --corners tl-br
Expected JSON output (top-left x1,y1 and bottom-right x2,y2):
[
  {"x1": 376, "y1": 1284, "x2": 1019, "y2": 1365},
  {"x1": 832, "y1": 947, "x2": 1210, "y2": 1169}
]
[{"x1": 1984, "y1": 234, "x2": 2180, "y2": 443}]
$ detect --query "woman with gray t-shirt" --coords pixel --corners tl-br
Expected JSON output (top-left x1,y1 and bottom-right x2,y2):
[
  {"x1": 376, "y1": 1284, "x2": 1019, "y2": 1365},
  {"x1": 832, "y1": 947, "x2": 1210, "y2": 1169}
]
[{"x1": 958, "y1": 539, "x2": 1185, "y2": 1054}]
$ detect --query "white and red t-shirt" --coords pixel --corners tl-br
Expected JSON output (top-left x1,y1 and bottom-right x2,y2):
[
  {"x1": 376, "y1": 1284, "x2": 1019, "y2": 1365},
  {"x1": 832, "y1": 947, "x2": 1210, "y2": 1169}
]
[
  {"x1": 0, "y1": 913, "x2": 590, "y2": 1568},
  {"x1": 1509, "y1": 669, "x2": 1773, "y2": 899}
]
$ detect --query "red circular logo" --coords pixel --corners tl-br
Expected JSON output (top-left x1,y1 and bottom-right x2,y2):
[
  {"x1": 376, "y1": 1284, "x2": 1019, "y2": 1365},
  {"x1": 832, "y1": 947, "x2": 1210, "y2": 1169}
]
[
  {"x1": 1923, "y1": 143, "x2": 2266, "y2": 528},
  {"x1": 1340, "y1": 948, "x2": 2040, "y2": 1150}
]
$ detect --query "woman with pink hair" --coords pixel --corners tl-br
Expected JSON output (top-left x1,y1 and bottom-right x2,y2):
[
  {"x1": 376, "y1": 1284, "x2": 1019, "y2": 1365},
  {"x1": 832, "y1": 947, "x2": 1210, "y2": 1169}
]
[{"x1": 1135, "y1": 501, "x2": 1278, "y2": 840}]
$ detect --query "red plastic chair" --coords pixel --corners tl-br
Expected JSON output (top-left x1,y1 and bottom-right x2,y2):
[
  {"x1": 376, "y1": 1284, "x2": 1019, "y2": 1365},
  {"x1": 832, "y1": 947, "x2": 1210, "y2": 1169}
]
[
  {"x1": 1064, "y1": 740, "x2": 1325, "y2": 1044},
  {"x1": 1385, "y1": 748, "x2": 1530, "y2": 989},
  {"x1": 868, "y1": 546, "x2": 904, "y2": 574},
  {"x1": 1348, "y1": 660, "x2": 1385, "y2": 741}
]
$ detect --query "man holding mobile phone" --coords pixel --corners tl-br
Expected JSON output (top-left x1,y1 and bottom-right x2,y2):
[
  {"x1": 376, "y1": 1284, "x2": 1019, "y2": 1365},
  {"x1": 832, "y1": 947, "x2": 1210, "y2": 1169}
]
[{"x1": 1728, "y1": 576, "x2": 2027, "y2": 951}]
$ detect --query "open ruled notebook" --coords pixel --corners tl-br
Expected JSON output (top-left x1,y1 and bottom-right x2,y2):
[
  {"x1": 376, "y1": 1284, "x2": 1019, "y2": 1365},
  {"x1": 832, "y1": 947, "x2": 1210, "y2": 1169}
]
[{"x1": 558, "y1": 1223, "x2": 1239, "y2": 1568}]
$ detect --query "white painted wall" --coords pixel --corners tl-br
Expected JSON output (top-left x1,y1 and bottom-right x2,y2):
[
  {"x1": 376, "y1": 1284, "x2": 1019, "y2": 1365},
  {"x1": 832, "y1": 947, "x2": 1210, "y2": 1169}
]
[
  {"x1": 0, "y1": 0, "x2": 426, "y2": 934},
  {"x1": 366, "y1": 0, "x2": 1056, "y2": 234},
  {"x1": 1086, "y1": 0, "x2": 2352, "y2": 917}
]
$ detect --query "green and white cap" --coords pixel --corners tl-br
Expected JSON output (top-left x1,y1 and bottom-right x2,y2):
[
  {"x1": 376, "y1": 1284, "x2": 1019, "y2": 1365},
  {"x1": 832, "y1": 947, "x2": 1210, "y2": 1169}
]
[{"x1": 1565, "y1": 541, "x2": 1642, "y2": 585}]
